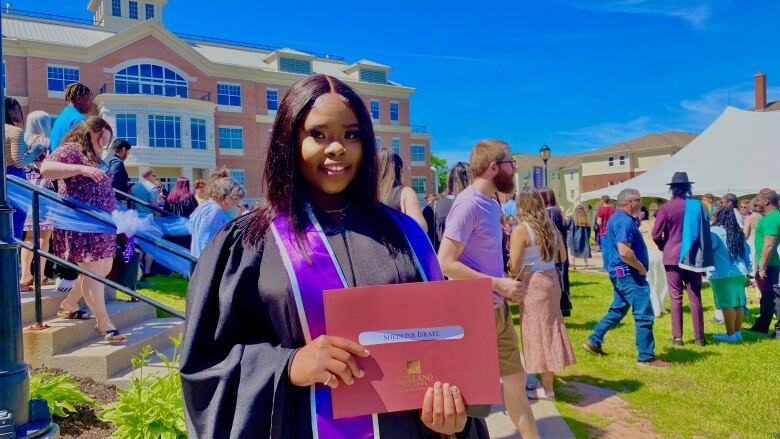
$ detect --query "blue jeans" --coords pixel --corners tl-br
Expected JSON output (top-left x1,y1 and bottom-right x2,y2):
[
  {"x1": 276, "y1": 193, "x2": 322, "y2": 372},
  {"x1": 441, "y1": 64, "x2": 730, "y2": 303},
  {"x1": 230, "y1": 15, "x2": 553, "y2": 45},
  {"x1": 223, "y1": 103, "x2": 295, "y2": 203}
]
[
  {"x1": 589, "y1": 274, "x2": 656, "y2": 362},
  {"x1": 6, "y1": 166, "x2": 27, "y2": 240}
]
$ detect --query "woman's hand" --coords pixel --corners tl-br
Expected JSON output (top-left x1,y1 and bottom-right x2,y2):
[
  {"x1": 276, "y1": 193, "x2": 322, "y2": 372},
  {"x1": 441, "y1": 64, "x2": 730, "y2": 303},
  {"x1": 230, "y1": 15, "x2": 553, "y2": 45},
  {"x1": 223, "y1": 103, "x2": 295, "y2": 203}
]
[
  {"x1": 79, "y1": 165, "x2": 107, "y2": 182},
  {"x1": 420, "y1": 382, "x2": 467, "y2": 435},
  {"x1": 289, "y1": 335, "x2": 370, "y2": 389}
]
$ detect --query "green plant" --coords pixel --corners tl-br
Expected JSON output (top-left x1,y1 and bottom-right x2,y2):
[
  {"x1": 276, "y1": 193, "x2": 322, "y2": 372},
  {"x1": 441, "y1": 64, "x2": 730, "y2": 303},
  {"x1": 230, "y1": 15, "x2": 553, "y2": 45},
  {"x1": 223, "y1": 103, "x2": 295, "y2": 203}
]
[
  {"x1": 99, "y1": 335, "x2": 186, "y2": 439},
  {"x1": 29, "y1": 372, "x2": 98, "y2": 418}
]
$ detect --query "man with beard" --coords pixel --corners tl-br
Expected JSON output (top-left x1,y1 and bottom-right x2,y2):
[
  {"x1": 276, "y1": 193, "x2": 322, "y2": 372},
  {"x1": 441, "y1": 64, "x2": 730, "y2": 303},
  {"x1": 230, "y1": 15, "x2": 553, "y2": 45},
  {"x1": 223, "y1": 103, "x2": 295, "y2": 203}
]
[
  {"x1": 438, "y1": 140, "x2": 540, "y2": 438},
  {"x1": 583, "y1": 188, "x2": 670, "y2": 368}
]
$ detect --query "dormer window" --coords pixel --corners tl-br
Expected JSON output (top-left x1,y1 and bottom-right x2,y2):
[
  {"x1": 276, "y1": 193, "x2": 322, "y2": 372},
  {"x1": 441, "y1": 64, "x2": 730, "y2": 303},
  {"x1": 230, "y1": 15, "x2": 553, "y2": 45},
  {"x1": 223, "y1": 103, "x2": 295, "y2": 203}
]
[
  {"x1": 360, "y1": 68, "x2": 387, "y2": 84},
  {"x1": 279, "y1": 58, "x2": 312, "y2": 75}
]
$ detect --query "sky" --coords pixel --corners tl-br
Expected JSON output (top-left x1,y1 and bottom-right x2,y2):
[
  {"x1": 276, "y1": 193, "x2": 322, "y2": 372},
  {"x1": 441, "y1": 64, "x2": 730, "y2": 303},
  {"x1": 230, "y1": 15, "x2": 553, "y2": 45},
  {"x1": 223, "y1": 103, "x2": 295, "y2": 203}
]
[{"x1": 8, "y1": 0, "x2": 780, "y2": 166}]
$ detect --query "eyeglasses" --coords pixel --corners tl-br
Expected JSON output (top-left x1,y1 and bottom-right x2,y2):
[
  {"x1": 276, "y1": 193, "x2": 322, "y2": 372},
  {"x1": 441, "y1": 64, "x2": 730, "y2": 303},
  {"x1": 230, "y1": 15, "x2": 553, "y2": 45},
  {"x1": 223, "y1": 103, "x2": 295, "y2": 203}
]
[{"x1": 496, "y1": 159, "x2": 517, "y2": 168}]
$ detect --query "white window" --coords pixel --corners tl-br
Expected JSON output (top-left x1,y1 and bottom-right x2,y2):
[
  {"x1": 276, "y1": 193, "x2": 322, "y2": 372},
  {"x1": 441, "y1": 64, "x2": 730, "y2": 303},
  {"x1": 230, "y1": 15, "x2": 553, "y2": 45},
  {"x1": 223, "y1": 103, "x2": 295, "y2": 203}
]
[
  {"x1": 411, "y1": 177, "x2": 426, "y2": 194},
  {"x1": 115, "y1": 63, "x2": 188, "y2": 97},
  {"x1": 111, "y1": 0, "x2": 121, "y2": 16},
  {"x1": 390, "y1": 102, "x2": 399, "y2": 125},
  {"x1": 279, "y1": 57, "x2": 312, "y2": 75},
  {"x1": 375, "y1": 136, "x2": 381, "y2": 148},
  {"x1": 570, "y1": 189, "x2": 575, "y2": 198},
  {"x1": 569, "y1": 173, "x2": 574, "y2": 181},
  {"x1": 218, "y1": 126, "x2": 244, "y2": 150},
  {"x1": 129, "y1": 0, "x2": 138, "y2": 19},
  {"x1": 230, "y1": 170, "x2": 246, "y2": 188},
  {"x1": 370, "y1": 100, "x2": 380, "y2": 121},
  {"x1": 391, "y1": 138, "x2": 400, "y2": 156},
  {"x1": 619, "y1": 155, "x2": 626, "y2": 165},
  {"x1": 145, "y1": 3, "x2": 154, "y2": 19},
  {"x1": 411, "y1": 144, "x2": 425, "y2": 163},
  {"x1": 47, "y1": 65, "x2": 80, "y2": 92},
  {"x1": 148, "y1": 115, "x2": 181, "y2": 148},
  {"x1": 115, "y1": 114, "x2": 137, "y2": 146},
  {"x1": 266, "y1": 89, "x2": 278, "y2": 114},
  {"x1": 191, "y1": 118, "x2": 207, "y2": 149},
  {"x1": 608, "y1": 156, "x2": 614, "y2": 167},
  {"x1": 217, "y1": 83, "x2": 242, "y2": 108}
]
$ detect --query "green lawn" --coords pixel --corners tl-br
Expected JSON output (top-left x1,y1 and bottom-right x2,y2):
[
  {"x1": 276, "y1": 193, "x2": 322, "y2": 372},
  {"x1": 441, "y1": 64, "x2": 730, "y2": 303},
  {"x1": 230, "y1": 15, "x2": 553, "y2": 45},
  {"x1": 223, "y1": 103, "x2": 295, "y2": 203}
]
[
  {"x1": 128, "y1": 272, "x2": 780, "y2": 438},
  {"x1": 524, "y1": 271, "x2": 780, "y2": 439}
]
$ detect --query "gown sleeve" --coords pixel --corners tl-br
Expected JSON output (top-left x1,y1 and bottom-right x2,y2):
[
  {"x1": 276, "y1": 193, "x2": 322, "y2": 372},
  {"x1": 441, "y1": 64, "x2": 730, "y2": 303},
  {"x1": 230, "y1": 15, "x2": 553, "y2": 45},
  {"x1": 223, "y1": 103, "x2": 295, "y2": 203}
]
[{"x1": 180, "y1": 219, "x2": 299, "y2": 438}]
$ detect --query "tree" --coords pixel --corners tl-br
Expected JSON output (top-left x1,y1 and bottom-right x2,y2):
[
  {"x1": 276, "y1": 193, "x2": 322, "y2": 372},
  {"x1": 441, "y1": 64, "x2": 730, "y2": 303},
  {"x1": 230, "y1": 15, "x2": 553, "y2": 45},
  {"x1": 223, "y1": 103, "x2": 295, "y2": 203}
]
[{"x1": 430, "y1": 153, "x2": 448, "y2": 194}]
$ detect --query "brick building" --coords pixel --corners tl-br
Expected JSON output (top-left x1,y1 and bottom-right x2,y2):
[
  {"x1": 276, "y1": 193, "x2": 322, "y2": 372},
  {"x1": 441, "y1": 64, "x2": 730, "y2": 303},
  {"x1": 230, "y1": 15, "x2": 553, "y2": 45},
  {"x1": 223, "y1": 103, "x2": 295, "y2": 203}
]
[{"x1": 1, "y1": 0, "x2": 432, "y2": 202}]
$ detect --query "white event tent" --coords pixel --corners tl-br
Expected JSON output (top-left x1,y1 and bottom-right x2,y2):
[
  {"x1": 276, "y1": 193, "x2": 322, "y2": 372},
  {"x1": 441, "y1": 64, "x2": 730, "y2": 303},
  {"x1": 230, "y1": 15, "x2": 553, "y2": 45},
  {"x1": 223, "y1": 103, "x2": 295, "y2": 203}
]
[{"x1": 581, "y1": 107, "x2": 780, "y2": 200}]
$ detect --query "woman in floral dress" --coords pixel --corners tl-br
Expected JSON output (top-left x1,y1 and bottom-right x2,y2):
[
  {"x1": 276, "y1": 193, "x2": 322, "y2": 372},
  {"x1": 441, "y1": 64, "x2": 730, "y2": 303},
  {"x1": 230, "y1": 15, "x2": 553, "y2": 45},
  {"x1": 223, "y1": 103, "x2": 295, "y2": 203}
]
[{"x1": 42, "y1": 116, "x2": 125, "y2": 343}]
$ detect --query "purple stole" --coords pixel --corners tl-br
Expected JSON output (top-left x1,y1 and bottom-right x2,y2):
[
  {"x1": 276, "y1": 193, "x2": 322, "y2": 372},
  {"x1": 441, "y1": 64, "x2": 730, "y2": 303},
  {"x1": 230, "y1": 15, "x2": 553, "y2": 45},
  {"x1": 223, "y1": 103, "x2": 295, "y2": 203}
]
[{"x1": 271, "y1": 205, "x2": 442, "y2": 439}]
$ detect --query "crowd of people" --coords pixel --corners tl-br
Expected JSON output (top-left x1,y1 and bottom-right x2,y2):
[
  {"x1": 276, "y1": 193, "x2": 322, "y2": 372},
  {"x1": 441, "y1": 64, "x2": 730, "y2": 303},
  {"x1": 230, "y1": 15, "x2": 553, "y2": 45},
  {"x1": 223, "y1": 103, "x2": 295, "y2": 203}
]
[
  {"x1": 4, "y1": 82, "x2": 247, "y2": 344},
  {"x1": 6, "y1": 74, "x2": 777, "y2": 438}
]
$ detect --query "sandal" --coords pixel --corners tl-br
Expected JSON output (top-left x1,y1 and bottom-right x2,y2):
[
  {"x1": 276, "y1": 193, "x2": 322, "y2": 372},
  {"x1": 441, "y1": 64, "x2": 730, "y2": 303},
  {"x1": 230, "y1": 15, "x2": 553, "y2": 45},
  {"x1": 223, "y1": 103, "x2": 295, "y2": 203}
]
[
  {"x1": 95, "y1": 327, "x2": 127, "y2": 344},
  {"x1": 20, "y1": 282, "x2": 33, "y2": 292},
  {"x1": 57, "y1": 309, "x2": 91, "y2": 320},
  {"x1": 527, "y1": 387, "x2": 556, "y2": 401},
  {"x1": 41, "y1": 277, "x2": 55, "y2": 286}
]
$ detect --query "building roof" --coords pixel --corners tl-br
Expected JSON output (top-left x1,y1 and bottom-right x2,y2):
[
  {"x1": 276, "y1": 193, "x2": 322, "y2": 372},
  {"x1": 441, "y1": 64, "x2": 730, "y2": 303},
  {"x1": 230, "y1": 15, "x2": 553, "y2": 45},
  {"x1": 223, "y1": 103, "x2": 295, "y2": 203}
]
[
  {"x1": 576, "y1": 131, "x2": 696, "y2": 158},
  {"x1": 513, "y1": 131, "x2": 697, "y2": 171},
  {"x1": 2, "y1": 12, "x2": 407, "y2": 87}
]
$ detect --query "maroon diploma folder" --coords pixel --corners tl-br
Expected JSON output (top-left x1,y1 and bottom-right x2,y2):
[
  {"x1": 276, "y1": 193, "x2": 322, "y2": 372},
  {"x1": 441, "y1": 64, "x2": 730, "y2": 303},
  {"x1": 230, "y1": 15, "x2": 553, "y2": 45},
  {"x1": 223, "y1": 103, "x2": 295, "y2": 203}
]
[{"x1": 323, "y1": 278, "x2": 501, "y2": 419}]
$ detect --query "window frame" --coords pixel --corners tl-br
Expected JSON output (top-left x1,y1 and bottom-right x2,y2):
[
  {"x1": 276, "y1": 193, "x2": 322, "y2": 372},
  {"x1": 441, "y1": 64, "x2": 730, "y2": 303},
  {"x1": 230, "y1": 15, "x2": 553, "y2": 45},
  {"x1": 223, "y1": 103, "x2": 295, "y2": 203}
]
[
  {"x1": 370, "y1": 99, "x2": 380, "y2": 121},
  {"x1": 128, "y1": 0, "x2": 138, "y2": 19},
  {"x1": 147, "y1": 115, "x2": 182, "y2": 148},
  {"x1": 46, "y1": 64, "x2": 80, "y2": 97},
  {"x1": 410, "y1": 144, "x2": 426, "y2": 164},
  {"x1": 411, "y1": 176, "x2": 426, "y2": 194},
  {"x1": 608, "y1": 156, "x2": 614, "y2": 167},
  {"x1": 190, "y1": 118, "x2": 207, "y2": 150},
  {"x1": 278, "y1": 57, "x2": 312, "y2": 75},
  {"x1": 375, "y1": 136, "x2": 381, "y2": 149},
  {"x1": 390, "y1": 101, "x2": 399, "y2": 126},
  {"x1": 619, "y1": 155, "x2": 626, "y2": 166},
  {"x1": 115, "y1": 114, "x2": 137, "y2": 146},
  {"x1": 230, "y1": 169, "x2": 246, "y2": 188},
  {"x1": 218, "y1": 125, "x2": 244, "y2": 154},
  {"x1": 266, "y1": 88, "x2": 278, "y2": 115},
  {"x1": 114, "y1": 63, "x2": 188, "y2": 98},
  {"x1": 145, "y1": 3, "x2": 154, "y2": 19},
  {"x1": 111, "y1": 0, "x2": 122, "y2": 17},
  {"x1": 217, "y1": 82, "x2": 242, "y2": 112},
  {"x1": 391, "y1": 137, "x2": 401, "y2": 156}
]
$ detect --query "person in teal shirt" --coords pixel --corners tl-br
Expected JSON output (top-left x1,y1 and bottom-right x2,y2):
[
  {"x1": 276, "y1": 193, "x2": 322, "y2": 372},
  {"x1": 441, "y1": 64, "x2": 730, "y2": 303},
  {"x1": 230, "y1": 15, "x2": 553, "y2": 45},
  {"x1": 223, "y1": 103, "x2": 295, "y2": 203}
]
[{"x1": 49, "y1": 83, "x2": 92, "y2": 152}]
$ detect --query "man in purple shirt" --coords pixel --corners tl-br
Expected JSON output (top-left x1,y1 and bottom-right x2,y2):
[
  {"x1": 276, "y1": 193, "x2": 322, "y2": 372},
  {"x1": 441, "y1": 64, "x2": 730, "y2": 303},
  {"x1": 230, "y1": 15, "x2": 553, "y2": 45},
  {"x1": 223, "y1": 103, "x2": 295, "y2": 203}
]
[
  {"x1": 652, "y1": 172, "x2": 707, "y2": 346},
  {"x1": 439, "y1": 140, "x2": 540, "y2": 439}
]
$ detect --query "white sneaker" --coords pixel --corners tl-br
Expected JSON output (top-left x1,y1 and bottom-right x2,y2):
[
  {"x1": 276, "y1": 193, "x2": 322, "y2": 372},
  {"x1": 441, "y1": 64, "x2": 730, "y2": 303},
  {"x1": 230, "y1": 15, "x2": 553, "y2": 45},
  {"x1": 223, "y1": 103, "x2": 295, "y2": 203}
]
[{"x1": 55, "y1": 278, "x2": 74, "y2": 292}]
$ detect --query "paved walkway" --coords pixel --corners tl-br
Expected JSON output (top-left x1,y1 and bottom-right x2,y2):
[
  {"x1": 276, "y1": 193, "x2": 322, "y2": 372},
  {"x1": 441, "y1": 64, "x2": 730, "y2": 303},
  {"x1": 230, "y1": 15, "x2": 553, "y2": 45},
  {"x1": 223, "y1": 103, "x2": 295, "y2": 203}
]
[{"x1": 485, "y1": 376, "x2": 575, "y2": 439}]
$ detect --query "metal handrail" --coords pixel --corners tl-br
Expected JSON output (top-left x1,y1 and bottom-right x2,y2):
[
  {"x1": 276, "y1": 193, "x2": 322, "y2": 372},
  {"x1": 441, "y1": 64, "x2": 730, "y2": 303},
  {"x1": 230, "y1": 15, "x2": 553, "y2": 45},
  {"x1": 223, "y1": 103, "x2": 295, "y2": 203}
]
[
  {"x1": 8, "y1": 174, "x2": 196, "y2": 263},
  {"x1": 1, "y1": 8, "x2": 95, "y2": 26},
  {"x1": 114, "y1": 188, "x2": 176, "y2": 217},
  {"x1": 8, "y1": 177, "x2": 191, "y2": 325},
  {"x1": 98, "y1": 82, "x2": 212, "y2": 102}
]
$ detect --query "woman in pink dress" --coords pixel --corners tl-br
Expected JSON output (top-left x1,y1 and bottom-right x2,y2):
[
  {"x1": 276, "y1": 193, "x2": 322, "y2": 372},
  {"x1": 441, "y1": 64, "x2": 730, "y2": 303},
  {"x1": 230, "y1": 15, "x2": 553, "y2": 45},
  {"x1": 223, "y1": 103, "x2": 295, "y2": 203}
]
[
  {"x1": 42, "y1": 116, "x2": 125, "y2": 343},
  {"x1": 509, "y1": 187, "x2": 576, "y2": 401}
]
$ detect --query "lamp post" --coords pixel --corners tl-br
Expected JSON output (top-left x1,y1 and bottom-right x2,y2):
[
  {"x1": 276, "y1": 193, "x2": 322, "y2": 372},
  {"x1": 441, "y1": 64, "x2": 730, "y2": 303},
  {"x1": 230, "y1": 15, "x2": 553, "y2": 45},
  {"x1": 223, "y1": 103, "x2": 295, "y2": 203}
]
[
  {"x1": 539, "y1": 144, "x2": 551, "y2": 187},
  {"x1": 429, "y1": 165, "x2": 438, "y2": 194},
  {"x1": 0, "y1": 17, "x2": 57, "y2": 437}
]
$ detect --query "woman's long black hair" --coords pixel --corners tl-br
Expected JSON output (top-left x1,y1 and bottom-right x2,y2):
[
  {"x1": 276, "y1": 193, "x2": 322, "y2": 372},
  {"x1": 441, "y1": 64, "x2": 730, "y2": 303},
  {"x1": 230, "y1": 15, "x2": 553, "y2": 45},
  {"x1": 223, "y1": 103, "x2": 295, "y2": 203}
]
[
  {"x1": 244, "y1": 74, "x2": 379, "y2": 248},
  {"x1": 713, "y1": 206, "x2": 745, "y2": 261}
]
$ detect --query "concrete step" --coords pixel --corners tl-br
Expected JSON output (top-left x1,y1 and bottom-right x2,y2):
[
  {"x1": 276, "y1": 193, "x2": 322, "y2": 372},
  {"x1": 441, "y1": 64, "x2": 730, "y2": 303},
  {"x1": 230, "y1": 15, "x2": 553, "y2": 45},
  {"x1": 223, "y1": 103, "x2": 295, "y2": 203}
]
[
  {"x1": 108, "y1": 344, "x2": 179, "y2": 389},
  {"x1": 24, "y1": 300, "x2": 156, "y2": 365},
  {"x1": 20, "y1": 286, "x2": 68, "y2": 325},
  {"x1": 45, "y1": 318, "x2": 184, "y2": 382}
]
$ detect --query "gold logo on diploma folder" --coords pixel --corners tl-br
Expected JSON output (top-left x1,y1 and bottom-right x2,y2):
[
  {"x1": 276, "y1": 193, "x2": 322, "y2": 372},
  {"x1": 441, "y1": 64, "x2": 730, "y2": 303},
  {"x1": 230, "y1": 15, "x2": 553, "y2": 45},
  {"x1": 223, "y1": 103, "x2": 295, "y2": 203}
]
[{"x1": 398, "y1": 360, "x2": 433, "y2": 390}]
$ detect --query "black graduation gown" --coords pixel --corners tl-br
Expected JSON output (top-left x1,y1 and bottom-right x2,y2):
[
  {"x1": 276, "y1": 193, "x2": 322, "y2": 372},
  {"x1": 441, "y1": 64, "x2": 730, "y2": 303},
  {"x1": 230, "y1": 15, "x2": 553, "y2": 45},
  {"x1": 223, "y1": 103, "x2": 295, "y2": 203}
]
[{"x1": 180, "y1": 207, "x2": 489, "y2": 439}]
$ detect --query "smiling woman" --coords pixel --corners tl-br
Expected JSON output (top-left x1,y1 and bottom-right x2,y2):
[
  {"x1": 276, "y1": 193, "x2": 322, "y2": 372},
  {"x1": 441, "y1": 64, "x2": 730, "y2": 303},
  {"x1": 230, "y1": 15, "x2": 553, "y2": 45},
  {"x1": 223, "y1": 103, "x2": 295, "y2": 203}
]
[{"x1": 180, "y1": 75, "x2": 488, "y2": 438}]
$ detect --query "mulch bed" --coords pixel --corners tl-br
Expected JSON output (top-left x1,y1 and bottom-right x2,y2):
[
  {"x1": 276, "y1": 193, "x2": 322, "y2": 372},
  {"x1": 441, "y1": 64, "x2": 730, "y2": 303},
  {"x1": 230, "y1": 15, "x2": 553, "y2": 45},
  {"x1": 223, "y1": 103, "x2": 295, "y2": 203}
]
[{"x1": 30, "y1": 367, "x2": 117, "y2": 439}]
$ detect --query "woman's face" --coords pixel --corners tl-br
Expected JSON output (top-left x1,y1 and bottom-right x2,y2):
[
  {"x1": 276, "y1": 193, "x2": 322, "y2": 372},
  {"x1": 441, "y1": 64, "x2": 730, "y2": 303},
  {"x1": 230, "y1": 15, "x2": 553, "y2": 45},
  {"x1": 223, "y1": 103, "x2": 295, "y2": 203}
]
[
  {"x1": 9, "y1": 104, "x2": 23, "y2": 125},
  {"x1": 89, "y1": 128, "x2": 111, "y2": 154},
  {"x1": 297, "y1": 93, "x2": 363, "y2": 201}
]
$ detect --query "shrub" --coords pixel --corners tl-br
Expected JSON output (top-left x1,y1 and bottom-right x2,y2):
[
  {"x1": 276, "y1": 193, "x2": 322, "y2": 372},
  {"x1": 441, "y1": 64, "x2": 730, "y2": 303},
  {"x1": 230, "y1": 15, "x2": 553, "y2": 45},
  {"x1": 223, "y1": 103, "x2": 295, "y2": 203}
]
[
  {"x1": 98, "y1": 336, "x2": 186, "y2": 439},
  {"x1": 29, "y1": 372, "x2": 98, "y2": 418}
]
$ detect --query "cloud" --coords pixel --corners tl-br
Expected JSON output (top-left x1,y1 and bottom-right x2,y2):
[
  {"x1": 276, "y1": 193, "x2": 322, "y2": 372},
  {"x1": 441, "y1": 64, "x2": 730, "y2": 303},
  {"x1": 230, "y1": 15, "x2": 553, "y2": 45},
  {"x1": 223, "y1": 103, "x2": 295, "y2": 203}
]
[
  {"x1": 573, "y1": 0, "x2": 714, "y2": 28},
  {"x1": 674, "y1": 82, "x2": 780, "y2": 129},
  {"x1": 557, "y1": 116, "x2": 671, "y2": 149}
]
